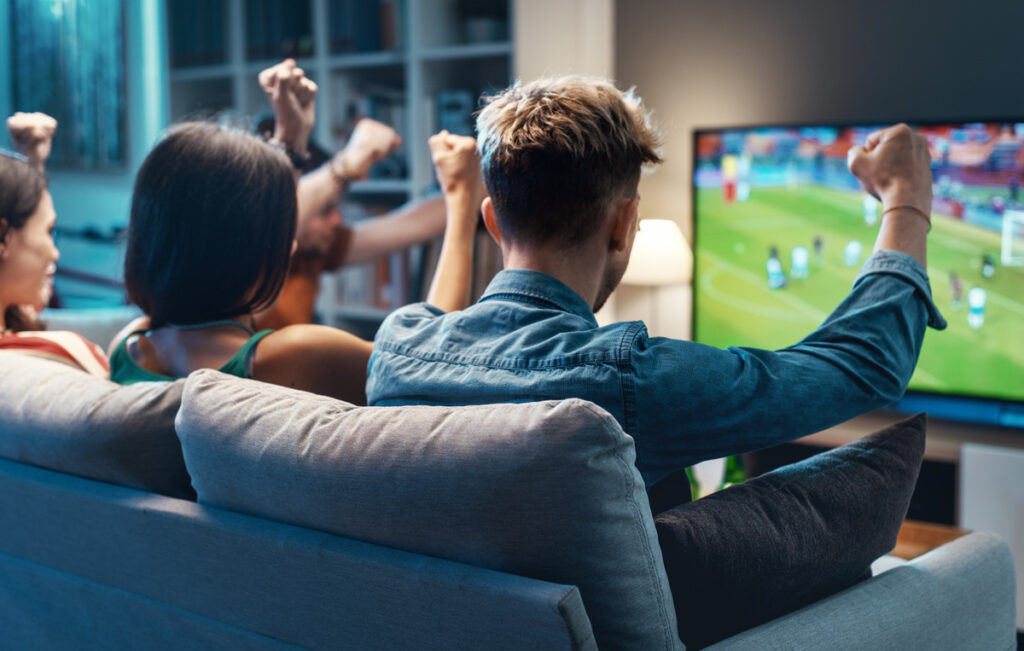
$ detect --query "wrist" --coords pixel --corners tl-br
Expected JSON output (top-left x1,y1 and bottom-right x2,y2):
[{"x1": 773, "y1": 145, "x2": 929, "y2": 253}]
[
  {"x1": 881, "y1": 205, "x2": 931, "y2": 230},
  {"x1": 269, "y1": 136, "x2": 312, "y2": 171},
  {"x1": 329, "y1": 154, "x2": 353, "y2": 190},
  {"x1": 339, "y1": 147, "x2": 371, "y2": 179},
  {"x1": 272, "y1": 126, "x2": 311, "y2": 155}
]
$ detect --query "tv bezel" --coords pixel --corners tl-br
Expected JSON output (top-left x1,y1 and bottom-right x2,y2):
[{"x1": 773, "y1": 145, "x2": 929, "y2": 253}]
[{"x1": 689, "y1": 118, "x2": 1024, "y2": 429}]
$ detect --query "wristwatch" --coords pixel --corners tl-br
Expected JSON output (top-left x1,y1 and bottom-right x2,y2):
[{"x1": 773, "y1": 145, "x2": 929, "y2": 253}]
[
  {"x1": 329, "y1": 154, "x2": 353, "y2": 190},
  {"x1": 268, "y1": 138, "x2": 312, "y2": 171}
]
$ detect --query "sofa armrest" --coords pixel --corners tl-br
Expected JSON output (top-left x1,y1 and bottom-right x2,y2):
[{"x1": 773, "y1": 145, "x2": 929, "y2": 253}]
[{"x1": 706, "y1": 531, "x2": 1017, "y2": 651}]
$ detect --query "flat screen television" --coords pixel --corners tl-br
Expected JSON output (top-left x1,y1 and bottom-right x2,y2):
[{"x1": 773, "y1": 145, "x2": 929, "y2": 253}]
[{"x1": 692, "y1": 120, "x2": 1024, "y2": 428}]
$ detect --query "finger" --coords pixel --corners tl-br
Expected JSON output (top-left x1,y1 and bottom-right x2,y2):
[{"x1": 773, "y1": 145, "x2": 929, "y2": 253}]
[
  {"x1": 259, "y1": 66, "x2": 279, "y2": 91},
  {"x1": 862, "y1": 131, "x2": 885, "y2": 152},
  {"x1": 846, "y1": 145, "x2": 867, "y2": 176}
]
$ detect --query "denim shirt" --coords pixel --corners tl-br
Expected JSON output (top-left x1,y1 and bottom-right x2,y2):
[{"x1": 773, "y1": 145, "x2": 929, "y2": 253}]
[{"x1": 368, "y1": 250, "x2": 946, "y2": 490}]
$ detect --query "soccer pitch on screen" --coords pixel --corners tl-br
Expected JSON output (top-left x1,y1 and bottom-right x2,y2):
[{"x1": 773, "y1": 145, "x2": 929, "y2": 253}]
[{"x1": 693, "y1": 184, "x2": 1024, "y2": 403}]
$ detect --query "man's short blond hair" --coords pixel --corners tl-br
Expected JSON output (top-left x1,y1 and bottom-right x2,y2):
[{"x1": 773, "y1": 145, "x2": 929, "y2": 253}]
[{"x1": 477, "y1": 76, "x2": 662, "y2": 247}]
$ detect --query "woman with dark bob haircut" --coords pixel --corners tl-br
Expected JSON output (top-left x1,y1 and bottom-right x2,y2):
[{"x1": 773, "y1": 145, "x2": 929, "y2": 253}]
[
  {"x1": 109, "y1": 61, "x2": 482, "y2": 403},
  {"x1": 110, "y1": 121, "x2": 376, "y2": 402},
  {"x1": 0, "y1": 112, "x2": 108, "y2": 376}
]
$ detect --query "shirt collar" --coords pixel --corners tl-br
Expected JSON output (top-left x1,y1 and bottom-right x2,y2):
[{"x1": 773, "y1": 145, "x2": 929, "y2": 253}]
[{"x1": 479, "y1": 269, "x2": 599, "y2": 326}]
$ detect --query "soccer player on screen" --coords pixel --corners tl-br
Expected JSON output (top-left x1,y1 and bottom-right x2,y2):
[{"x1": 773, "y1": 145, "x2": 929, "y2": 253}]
[
  {"x1": 766, "y1": 246, "x2": 787, "y2": 289},
  {"x1": 950, "y1": 272, "x2": 963, "y2": 310},
  {"x1": 982, "y1": 254, "x2": 996, "y2": 279},
  {"x1": 843, "y1": 240, "x2": 863, "y2": 267},
  {"x1": 791, "y1": 245, "x2": 809, "y2": 279},
  {"x1": 968, "y1": 287, "x2": 987, "y2": 329},
  {"x1": 863, "y1": 193, "x2": 880, "y2": 226}
]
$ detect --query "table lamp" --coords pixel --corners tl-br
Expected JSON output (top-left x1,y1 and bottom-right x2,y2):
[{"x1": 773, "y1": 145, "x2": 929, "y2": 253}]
[{"x1": 618, "y1": 219, "x2": 692, "y2": 336}]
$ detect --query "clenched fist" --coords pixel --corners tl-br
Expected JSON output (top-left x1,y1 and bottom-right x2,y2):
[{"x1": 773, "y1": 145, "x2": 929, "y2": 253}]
[
  {"x1": 7, "y1": 112, "x2": 58, "y2": 172},
  {"x1": 847, "y1": 123, "x2": 932, "y2": 216}
]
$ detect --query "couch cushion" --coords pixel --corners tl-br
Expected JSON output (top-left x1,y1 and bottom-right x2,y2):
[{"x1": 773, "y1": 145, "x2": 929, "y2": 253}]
[
  {"x1": 0, "y1": 352, "x2": 192, "y2": 499},
  {"x1": 177, "y1": 369, "x2": 683, "y2": 651},
  {"x1": 655, "y1": 413, "x2": 926, "y2": 649}
]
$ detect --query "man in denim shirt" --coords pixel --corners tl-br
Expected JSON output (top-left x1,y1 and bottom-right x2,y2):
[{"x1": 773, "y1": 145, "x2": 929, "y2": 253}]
[{"x1": 368, "y1": 77, "x2": 945, "y2": 509}]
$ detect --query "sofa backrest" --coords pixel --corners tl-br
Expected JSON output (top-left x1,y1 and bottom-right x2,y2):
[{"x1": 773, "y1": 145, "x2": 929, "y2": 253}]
[
  {"x1": 0, "y1": 458, "x2": 595, "y2": 650},
  {"x1": 0, "y1": 352, "x2": 192, "y2": 498},
  {"x1": 176, "y1": 369, "x2": 683, "y2": 651}
]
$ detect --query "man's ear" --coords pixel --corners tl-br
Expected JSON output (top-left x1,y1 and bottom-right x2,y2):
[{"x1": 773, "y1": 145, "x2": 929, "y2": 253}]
[
  {"x1": 481, "y1": 197, "x2": 502, "y2": 246},
  {"x1": 609, "y1": 196, "x2": 640, "y2": 253},
  {"x1": 0, "y1": 219, "x2": 9, "y2": 259}
]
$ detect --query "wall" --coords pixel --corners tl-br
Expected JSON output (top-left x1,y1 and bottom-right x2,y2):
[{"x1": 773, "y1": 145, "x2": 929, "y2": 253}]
[{"x1": 616, "y1": 0, "x2": 1024, "y2": 245}]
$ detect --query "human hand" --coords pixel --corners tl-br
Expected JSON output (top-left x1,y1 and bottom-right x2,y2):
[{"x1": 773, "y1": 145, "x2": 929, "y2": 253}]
[
  {"x1": 258, "y1": 59, "x2": 317, "y2": 154},
  {"x1": 847, "y1": 124, "x2": 932, "y2": 216},
  {"x1": 428, "y1": 130, "x2": 484, "y2": 203},
  {"x1": 7, "y1": 112, "x2": 58, "y2": 172},
  {"x1": 336, "y1": 118, "x2": 401, "y2": 180}
]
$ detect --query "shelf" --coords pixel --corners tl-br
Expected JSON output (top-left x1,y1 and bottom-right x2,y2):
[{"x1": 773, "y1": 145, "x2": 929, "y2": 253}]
[
  {"x1": 170, "y1": 64, "x2": 238, "y2": 82},
  {"x1": 347, "y1": 179, "x2": 412, "y2": 195},
  {"x1": 418, "y1": 42, "x2": 513, "y2": 62},
  {"x1": 243, "y1": 57, "x2": 318, "y2": 76},
  {"x1": 332, "y1": 304, "x2": 392, "y2": 318},
  {"x1": 329, "y1": 51, "x2": 407, "y2": 70}
]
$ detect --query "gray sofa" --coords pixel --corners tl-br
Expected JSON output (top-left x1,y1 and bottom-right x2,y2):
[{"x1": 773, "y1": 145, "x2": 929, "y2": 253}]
[{"x1": 0, "y1": 352, "x2": 1017, "y2": 650}]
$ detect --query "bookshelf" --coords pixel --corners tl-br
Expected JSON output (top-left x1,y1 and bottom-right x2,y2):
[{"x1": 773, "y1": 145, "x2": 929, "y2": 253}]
[{"x1": 164, "y1": 0, "x2": 514, "y2": 330}]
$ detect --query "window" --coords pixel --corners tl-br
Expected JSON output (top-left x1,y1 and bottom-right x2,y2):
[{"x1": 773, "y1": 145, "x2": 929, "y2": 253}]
[{"x1": 9, "y1": 0, "x2": 126, "y2": 168}]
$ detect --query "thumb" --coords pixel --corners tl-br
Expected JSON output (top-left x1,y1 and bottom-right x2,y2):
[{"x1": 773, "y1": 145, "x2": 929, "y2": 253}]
[{"x1": 846, "y1": 145, "x2": 868, "y2": 177}]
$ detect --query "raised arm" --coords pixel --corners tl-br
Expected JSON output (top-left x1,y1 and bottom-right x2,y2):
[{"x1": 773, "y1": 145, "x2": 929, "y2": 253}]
[
  {"x1": 258, "y1": 59, "x2": 317, "y2": 183},
  {"x1": 295, "y1": 117, "x2": 402, "y2": 253},
  {"x1": 848, "y1": 123, "x2": 932, "y2": 267},
  {"x1": 342, "y1": 195, "x2": 446, "y2": 266},
  {"x1": 425, "y1": 131, "x2": 486, "y2": 313},
  {"x1": 7, "y1": 112, "x2": 57, "y2": 174},
  {"x1": 635, "y1": 124, "x2": 944, "y2": 482}
]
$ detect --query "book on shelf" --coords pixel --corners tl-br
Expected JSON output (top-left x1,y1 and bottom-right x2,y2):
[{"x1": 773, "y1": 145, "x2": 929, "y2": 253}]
[
  {"x1": 168, "y1": 0, "x2": 227, "y2": 68},
  {"x1": 330, "y1": 200, "x2": 411, "y2": 314},
  {"x1": 245, "y1": 0, "x2": 314, "y2": 60},
  {"x1": 436, "y1": 90, "x2": 476, "y2": 137},
  {"x1": 329, "y1": 0, "x2": 405, "y2": 54},
  {"x1": 332, "y1": 83, "x2": 408, "y2": 179}
]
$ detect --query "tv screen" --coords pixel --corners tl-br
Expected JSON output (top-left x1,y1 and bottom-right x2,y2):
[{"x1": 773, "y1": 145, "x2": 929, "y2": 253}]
[{"x1": 692, "y1": 121, "x2": 1024, "y2": 427}]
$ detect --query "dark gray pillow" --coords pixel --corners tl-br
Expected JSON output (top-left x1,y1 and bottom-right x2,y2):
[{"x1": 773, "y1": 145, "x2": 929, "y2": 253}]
[{"x1": 655, "y1": 413, "x2": 926, "y2": 649}]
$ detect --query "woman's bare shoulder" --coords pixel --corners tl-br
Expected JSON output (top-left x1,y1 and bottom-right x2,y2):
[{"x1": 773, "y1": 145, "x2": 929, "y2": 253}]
[
  {"x1": 253, "y1": 325, "x2": 373, "y2": 403},
  {"x1": 107, "y1": 315, "x2": 151, "y2": 356}
]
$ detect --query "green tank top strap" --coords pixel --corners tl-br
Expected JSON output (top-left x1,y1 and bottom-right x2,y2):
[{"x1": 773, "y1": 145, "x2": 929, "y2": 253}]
[
  {"x1": 217, "y1": 329, "x2": 273, "y2": 378},
  {"x1": 109, "y1": 328, "x2": 274, "y2": 385}
]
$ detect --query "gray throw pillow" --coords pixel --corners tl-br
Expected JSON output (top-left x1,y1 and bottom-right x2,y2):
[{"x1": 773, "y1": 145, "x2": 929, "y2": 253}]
[
  {"x1": 0, "y1": 352, "x2": 192, "y2": 499},
  {"x1": 655, "y1": 413, "x2": 926, "y2": 649},
  {"x1": 177, "y1": 369, "x2": 683, "y2": 651}
]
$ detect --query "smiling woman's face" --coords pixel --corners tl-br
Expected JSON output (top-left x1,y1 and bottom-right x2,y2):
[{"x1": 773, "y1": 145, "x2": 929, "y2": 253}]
[{"x1": 0, "y1": 189, "x2": 59, "y2": 315}]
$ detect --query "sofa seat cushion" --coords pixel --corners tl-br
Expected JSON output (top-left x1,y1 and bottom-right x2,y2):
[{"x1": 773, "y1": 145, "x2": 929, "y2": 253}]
[
  {"x1": 0, "y1": 352, "x2": 192, "y2": 499},
  {"x1": 655, "y1": 413, "x2": 926, "y2": 648},
  {"x1": 176, "y1": 369, "x2": 683, "y2": 651}
]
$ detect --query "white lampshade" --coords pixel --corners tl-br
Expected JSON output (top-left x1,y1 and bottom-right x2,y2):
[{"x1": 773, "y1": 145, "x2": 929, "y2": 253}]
[{"x1": 620, "y1": 219, "x2": 692, "y2": 286}]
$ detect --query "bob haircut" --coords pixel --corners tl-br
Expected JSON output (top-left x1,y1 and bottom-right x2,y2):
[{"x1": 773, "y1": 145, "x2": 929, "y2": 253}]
[
  {"x1": 124, "y1": 122, "x2": 297, "y2": 328},
  {"x1": 0, "y1": 151, "x2": 48, "y2": 332},
  {"x1": 476, "y1": 76, "x2": 662, "y2": 249}
]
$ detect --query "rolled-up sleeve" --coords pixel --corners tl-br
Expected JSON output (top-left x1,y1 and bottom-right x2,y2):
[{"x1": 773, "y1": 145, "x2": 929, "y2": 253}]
[{"x1": 628, "y1": 250, "x2": 945, "y2": 487}]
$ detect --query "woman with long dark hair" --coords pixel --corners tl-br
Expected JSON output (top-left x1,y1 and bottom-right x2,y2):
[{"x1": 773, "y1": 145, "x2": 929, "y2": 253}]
[{"x1": 0, "y1": 113, "x2": 108, "y2": 376}]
